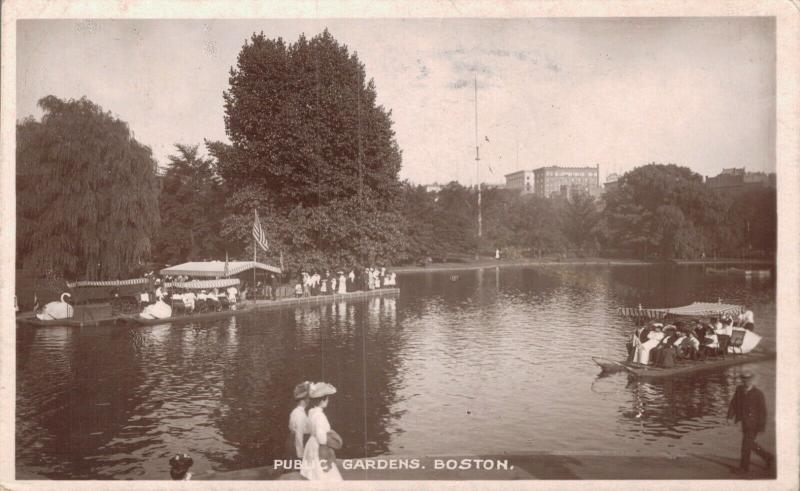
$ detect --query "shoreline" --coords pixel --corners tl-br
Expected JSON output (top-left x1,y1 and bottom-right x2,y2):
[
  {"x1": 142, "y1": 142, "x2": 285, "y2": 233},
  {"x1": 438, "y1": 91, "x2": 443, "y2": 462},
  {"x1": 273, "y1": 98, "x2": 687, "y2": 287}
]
[{"x1": 392, "y1": 257, "x2": 775, "y2": 274}]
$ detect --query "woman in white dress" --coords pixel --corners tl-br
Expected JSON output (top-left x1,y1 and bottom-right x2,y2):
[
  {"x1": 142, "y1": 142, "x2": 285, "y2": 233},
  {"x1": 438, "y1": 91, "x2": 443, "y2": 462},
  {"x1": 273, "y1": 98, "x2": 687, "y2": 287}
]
[
  {"x1": 337, "y1": 272, "x2": 347, "y2": 294},
  {"x1": 301, "y1": 382, "x2": 342, "y2": 481},
  {"x1": 634, "y1": 324, "x2": 665, "y2": 365}
]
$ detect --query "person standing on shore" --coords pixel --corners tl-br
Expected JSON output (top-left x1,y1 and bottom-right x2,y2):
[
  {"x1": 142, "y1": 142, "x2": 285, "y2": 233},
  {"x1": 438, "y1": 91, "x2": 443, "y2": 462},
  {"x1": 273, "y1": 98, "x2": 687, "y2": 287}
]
[
  {"x1": 287, "y1": 381, "x2": 311, "y2": 460},
  {"x1": 727, "y1": 370, "x2": 773, "y2": 474},
  {"x1": 301, "y1": 382, "x2": 342, "y2": 481},
  {"x1": 270, "y1": 273, "x2": 279, "y2": 300}
]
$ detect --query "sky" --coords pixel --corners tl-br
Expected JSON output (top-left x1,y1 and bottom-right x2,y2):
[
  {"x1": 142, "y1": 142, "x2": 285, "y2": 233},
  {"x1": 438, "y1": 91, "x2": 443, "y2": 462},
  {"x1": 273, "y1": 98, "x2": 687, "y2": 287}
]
[{"x1": 17, "y1": 17, "x2": 775, "y2": 185}]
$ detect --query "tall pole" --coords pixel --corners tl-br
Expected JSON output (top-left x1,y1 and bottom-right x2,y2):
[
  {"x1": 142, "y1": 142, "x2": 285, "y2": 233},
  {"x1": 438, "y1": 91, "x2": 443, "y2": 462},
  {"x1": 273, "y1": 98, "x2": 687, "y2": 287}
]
[
  {"x1": 474, "y1": 74, "x2": 482, "y2": 260},
  {"x1": 253, "y1": 209, "x2": 257, "y2": 299}
]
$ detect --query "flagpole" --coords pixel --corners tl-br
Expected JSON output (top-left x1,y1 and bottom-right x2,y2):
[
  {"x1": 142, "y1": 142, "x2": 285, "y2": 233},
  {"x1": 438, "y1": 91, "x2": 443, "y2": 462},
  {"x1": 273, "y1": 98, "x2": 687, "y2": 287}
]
[{"x1": 253, "y1": 209, "x2": 257, "y2": 299}]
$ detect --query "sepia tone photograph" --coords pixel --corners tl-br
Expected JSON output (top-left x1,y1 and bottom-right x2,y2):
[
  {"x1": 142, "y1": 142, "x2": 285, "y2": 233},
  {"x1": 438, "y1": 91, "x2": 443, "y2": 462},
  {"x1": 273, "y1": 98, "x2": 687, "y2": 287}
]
[{"x1": 2, "y1": 1, "x2": 799, "y2": 488}]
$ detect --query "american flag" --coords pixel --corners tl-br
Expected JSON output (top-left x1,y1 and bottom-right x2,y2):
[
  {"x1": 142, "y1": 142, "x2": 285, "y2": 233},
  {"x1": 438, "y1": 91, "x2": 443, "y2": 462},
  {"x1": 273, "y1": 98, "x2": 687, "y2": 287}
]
[{"x1": 252, "y1": 209, "x2": 269, "y2": 252}]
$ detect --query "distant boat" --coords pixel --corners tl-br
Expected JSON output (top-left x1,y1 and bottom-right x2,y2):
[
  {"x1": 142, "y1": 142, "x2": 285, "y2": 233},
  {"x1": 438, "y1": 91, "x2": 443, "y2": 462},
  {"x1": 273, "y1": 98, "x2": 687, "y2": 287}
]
[{"x1": 706, "y1": 267, "x2": 771, "y2": 277}]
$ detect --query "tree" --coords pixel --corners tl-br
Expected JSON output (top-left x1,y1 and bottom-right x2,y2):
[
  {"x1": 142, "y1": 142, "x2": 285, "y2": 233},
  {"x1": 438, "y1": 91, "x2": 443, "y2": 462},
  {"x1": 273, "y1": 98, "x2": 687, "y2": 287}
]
[
  {"x1": 16, "y1": 96, "x2": 160, "y2": 279},
  {"x1": 430, "y1": 182, "x2": 478, "y2": 256},
  {"x1": 510, "y1": 196, "x2": 567, "y2": 255},
  {"x1": 398, "y1": 182, "x2": 438, "y2": 259},
  {"x1": 209, "y1": 30, "x2": 405, "y2": 268},
  {"x1": 481, "y1": 187, "x2": 520, "y2": 251},
  {"x1": 603, "y1": 163, "x2": 719, "y2": 259},
  {"x1": 151, "y1": 144, "x2": 227, "y2": 265},
  {"x1": 562, "y1": 192, "x2": 601, "y2": 251}
]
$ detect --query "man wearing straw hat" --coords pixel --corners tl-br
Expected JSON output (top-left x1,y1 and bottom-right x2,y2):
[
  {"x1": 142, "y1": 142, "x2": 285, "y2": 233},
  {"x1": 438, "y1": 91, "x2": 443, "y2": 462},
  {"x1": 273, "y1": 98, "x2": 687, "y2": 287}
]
[{"x1": 727, "y1": 369, "x2": 774, "y2": 474}]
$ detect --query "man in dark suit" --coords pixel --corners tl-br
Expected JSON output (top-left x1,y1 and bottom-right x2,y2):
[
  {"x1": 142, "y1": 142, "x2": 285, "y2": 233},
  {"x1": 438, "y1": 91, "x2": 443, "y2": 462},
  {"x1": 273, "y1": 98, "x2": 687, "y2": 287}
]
[{"x1": 727, "y1": 370, "x2": 774, "y2": 474}]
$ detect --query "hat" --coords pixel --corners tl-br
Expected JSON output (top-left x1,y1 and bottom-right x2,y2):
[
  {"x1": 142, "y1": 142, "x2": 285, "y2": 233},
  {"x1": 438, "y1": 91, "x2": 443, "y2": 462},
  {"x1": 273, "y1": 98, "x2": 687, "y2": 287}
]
[
  {"x1": 293, "y1": 381, "x2": 310, "y2": 400},
  {"x1": 740, "y1": 370, "x2": 755, "y2": 379},
  {"x1": 169, "y1": 453, "x2": 193, "y2": 479},
  {"x1": 309, "y1": 382, "x2": 337, "y2": 398}
]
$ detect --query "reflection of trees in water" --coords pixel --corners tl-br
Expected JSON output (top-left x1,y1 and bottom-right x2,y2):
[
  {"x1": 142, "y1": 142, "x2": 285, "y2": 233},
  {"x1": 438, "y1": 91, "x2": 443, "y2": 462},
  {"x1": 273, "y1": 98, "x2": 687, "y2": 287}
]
[
  {"x1": 17, "y1": 326, "x2": 156, "y2": 479},
  {"x1": 208, "y1": 296, "x2": 404, "y2": 471},
  {"x1": 620, "y1": 371, "x2": 737, "y2": 439}
]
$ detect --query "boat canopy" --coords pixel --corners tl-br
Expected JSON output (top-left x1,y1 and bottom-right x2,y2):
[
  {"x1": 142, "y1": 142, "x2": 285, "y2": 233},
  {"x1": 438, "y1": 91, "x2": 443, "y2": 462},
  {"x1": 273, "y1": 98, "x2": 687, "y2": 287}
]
[
  {"x1": 618, "y1": 301, "x2": 745, "y2": 320},
  {"x1": 160, "y1": 260, "x2": 281, "y2": 277},
  {"x1": 165, "y1": 278, "x2": 240, "y2": 290},
  {"x1": 67, "y1": 278, "x2": 149, "y2": 288}
]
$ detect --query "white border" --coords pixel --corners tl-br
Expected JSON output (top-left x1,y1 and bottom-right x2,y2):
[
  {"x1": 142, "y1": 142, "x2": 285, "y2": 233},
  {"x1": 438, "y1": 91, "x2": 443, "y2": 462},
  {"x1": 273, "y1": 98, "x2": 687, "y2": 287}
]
[{"x1": 1, "y1": 1, "x2": 798, "y2": 490}]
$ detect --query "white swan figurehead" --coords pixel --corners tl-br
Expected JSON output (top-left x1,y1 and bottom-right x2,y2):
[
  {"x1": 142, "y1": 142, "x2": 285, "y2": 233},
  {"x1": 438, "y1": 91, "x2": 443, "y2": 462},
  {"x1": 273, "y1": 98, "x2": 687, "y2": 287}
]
[
  {"x1": 36, "y1": 292, "x2": 75, "y2": 321},
  {"x1": 139, "y1": 294, "x2": 173, "y2": 320}
]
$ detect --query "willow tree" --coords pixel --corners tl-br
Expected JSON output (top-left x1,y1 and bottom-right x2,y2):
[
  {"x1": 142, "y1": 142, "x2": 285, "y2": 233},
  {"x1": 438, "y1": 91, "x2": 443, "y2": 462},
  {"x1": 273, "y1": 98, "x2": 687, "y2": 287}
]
[
  {"x1": 208, "y1": 30, "x2": 407, "y2": 270},
  {"x1": 16, "y1": 96, "x2": 160, "y2": 279}
]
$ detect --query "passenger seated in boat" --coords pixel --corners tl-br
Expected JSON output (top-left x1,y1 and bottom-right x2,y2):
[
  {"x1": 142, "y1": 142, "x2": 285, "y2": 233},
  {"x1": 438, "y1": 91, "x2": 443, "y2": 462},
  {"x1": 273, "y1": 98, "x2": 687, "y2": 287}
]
[
  {"x1": 197, "y1": 290, "x2": 208, "y2": 312},
  {"x1": 651, "y1": 325, "x2": 679, "y2": 366},
  {"x1": 740, "y1": 310, "x2": 755, "y2": 331},
  {"x1": 633, "y1": 324, "x2": 664, "y2": 365},
  {"x1": 716, "y1": 316, "x2": 734, "y2": 356},
  {"x1": 701, "y1": 326, "x2": 719, "y2": 359},
  {"x1": 208, "y1": 288, "x2": 221, "y2": 311},
  {"x1": 227, "y1": 286, "x2": 238, "y2": 309},
  {"x1": 183, "y1": 290, "x2": 196, "y2": 313}
]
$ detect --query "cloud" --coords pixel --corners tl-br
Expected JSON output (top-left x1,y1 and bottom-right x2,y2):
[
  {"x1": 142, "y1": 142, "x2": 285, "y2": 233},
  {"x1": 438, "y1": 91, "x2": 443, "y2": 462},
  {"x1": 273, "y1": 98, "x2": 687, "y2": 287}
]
[{"x1": 449, "y1": 79, "x2": 469, "y2": 89}]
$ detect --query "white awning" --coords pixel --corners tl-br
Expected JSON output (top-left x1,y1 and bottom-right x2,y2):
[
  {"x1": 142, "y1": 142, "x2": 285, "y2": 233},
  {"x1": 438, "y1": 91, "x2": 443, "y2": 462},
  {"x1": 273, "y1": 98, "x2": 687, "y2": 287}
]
[
  {"x1": 160, "y1": 260, "x2": 281, "y2": 278},
  {"x1": 618, "y1": 301, "x2": 745, "y2": 319},
  {"x1": 165, "y1": 278, "x2": 241, "y2": 290}
]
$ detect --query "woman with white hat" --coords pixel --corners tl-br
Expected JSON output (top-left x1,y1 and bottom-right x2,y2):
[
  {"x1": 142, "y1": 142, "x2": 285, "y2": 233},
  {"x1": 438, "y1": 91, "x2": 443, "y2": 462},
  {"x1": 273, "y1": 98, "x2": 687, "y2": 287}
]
[{"x1": 301, "y1": 382, "x2": 342, "y2": 480}]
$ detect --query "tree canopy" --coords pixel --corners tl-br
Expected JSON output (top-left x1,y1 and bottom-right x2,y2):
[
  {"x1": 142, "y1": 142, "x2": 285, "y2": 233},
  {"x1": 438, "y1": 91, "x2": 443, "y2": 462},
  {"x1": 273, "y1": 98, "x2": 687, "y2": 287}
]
[
  {"x1": 209, "y1": 29, "x2": 405, "y2": 270},
  {"x1": 16, "y1": 96, "x2": 160, "y2": 279},
  {"x1": 151, "y1": 144, "x2": 227, "y2": 265}
]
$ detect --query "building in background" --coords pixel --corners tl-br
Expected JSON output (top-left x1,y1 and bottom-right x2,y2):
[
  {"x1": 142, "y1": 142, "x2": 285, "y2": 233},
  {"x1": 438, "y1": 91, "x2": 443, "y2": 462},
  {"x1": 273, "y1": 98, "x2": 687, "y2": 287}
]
[
  {"x1": 706, "y1": 168, "x2": 776, "y2": 192},
  {"x1": 533, "y1": 165, "x2": 601, "y2": 198},
  {"x1": 504, "y1": 170, "x2": 536, "y2": 194}
]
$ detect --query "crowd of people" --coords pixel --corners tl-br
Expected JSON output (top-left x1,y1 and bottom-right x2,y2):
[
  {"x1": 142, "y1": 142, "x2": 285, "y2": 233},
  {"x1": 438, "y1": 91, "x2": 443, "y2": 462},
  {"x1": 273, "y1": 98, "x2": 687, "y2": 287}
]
[
  {"x1": 293, "y1": 267, "x2": 397, "y2": 298},
  {"x1": 627, "y1": 311, "x2": 755, "y2": 368},
  {"x1": 125, "y1": 266, "x2": 399, "y2": 319}
]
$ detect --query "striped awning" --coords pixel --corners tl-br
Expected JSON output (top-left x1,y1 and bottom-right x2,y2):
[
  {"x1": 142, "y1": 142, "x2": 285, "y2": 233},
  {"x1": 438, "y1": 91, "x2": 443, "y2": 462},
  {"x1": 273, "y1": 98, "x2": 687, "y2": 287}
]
[
  {"x1": 67, "y1": 278, "x2": 149, "y2": 288},
  {"x1": 618, "y1": 302, "x2": 745, "y2": 319},
  {"x1": 165, "y1": 278, "x2": 240, "y2": 290},
  {"x1": 160, "y1": 260, "x2": 281, "y2": 277}
]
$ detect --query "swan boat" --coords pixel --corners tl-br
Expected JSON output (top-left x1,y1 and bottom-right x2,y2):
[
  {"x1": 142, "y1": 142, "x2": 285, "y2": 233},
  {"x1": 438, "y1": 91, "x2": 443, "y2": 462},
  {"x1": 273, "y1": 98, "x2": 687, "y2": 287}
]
[{"x1": 597, "y1": 301, "x2": 773, "y2": 378}]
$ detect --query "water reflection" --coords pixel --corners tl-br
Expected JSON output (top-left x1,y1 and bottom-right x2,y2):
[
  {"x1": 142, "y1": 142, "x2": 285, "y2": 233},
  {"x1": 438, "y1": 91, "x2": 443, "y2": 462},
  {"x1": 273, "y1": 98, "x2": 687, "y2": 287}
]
[{"x1": 17, "y1": 265, "x2": 775, "y2": 478}]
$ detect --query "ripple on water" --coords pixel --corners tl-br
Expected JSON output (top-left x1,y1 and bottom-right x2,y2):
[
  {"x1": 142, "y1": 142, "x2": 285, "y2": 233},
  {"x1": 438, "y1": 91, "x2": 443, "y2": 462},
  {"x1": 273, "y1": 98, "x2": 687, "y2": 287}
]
[{"x1": 16, "y1": 265, "x2": 776, "y2": 478}]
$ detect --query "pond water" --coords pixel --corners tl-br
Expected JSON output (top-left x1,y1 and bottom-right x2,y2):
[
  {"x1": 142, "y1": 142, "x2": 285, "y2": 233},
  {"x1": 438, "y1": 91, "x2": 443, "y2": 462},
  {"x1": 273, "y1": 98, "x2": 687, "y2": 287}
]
[{"x1": 16, "y1": 264, "x2": 776, "y2": 479}]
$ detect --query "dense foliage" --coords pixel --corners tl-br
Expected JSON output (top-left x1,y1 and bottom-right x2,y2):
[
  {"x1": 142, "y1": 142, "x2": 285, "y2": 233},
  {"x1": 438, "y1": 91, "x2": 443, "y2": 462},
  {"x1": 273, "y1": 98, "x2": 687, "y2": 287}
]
[
  {"x1": 397, "y1": 163, "x2": 775, "y2": 262},
  {"x1": 151, "y1": 144, "x2": 227, "y2": 265},
  {"x1": 601, "y1": 163, "x2": 772, "y2": 259},
  {"x1": 208, "y1": 30, "x2": 405, "y2": 271},
  {"x1": 16, "y1": 96, "x2": 160, "y2": 279},
  {"x1": 16, "y1": 36, "x2": 775, "y2": 279}
]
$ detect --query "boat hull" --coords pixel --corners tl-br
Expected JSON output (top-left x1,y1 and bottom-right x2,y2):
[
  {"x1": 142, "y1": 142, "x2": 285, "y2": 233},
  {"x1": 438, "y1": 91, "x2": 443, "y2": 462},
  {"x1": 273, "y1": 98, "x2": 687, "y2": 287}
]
[{"x1": 594, "y1": 351, "x2": 775, "y2": 378}]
